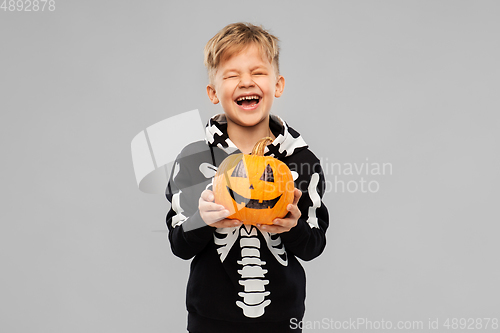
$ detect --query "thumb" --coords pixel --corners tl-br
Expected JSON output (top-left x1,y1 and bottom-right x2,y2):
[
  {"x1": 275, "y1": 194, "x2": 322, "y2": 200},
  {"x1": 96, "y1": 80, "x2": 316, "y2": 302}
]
[{"x1": 292, "y1": 188, "x2": 302, "y2": 205}]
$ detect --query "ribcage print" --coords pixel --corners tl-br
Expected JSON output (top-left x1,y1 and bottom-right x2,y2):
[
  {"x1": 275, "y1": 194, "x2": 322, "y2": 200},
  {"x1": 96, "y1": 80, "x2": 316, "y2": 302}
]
[{"x1": 214, "y1": 224, "x2": 288, "y2": 318}]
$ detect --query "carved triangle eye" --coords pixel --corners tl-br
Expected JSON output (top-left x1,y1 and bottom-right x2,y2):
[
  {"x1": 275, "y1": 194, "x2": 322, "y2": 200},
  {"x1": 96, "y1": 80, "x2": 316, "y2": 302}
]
[
  {"x1": 260, "y1": 164, "x2": 274, "y2": 182},
  {"x1": 231, "y1": 160, "x2": 247, "y2": 178}
]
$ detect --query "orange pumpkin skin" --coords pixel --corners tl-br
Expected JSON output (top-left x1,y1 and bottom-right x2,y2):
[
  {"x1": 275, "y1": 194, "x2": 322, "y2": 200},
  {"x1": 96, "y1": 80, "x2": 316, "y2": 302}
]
[{"x1": 213, "y1": 137, "x2": 294, "y2": 225}]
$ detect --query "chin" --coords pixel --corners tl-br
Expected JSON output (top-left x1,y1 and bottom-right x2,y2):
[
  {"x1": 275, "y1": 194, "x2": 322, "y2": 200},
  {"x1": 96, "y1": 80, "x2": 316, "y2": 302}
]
[{"x1": 233, "y1": 112, "x2": 270, "y2": 127}]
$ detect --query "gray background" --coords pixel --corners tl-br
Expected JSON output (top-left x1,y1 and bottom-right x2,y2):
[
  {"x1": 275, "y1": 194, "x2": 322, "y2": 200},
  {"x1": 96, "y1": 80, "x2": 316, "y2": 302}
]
[{"x1": 1, "y1": 0, "x2": 499, "y2": 332}]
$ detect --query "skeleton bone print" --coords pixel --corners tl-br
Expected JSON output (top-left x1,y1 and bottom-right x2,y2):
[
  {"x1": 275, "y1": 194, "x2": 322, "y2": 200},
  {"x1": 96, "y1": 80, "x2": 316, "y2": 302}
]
[{"x1": 214, "y1": 224, "x2": 287, "y2": 318}]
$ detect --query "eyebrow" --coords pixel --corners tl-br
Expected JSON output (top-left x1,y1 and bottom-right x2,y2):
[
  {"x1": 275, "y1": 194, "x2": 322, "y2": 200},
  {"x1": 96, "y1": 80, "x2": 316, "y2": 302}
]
[
  {"x1": 250, "y1": 66, "x2": 266, "y2": 71},
  {"x1": 221, "y1": 65, "x2": 267, "y2": 76},
  {"x1": 221, "y1": 69, "x2": 239, "y2": 76}
]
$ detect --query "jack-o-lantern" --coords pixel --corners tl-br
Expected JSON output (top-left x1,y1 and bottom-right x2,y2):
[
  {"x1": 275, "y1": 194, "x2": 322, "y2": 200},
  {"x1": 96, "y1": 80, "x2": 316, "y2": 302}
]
[{"x1": 213, "y1": 137, "x2": 294, "y2": 225}]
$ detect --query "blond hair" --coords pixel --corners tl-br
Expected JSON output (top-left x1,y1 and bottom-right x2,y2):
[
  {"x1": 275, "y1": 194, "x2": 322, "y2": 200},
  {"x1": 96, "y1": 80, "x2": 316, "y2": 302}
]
[{"x1": 204, "y1": 22, "x2": 280, "y2": 84}]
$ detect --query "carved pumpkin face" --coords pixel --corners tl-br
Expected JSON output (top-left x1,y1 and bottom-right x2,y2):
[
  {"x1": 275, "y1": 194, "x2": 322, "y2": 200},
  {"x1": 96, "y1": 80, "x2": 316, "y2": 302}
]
[{"x1": 214, "y1": 138, "x2": 294, "y2": 225}]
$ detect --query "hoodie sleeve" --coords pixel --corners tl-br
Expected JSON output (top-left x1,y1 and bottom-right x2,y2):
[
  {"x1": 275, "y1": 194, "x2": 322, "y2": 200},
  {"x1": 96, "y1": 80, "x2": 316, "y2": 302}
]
[
  {"x1": 280, "y1": 155, "x2": 329, "y2": 261},
  {"x1": 165, "y1": 145, "x2": 215, "y2": 260}
]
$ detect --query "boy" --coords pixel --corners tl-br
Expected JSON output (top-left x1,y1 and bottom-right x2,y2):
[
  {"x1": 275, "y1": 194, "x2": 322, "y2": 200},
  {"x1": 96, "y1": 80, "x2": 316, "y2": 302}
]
[{"x1": 165, "y1": 22, "x2": 329, "y2": 333}]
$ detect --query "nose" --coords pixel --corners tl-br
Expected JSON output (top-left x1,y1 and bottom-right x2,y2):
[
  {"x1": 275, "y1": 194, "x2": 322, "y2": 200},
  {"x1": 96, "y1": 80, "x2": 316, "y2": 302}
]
[{"x1": 238, "y1": 73, "x2": 255, "y2": 88}]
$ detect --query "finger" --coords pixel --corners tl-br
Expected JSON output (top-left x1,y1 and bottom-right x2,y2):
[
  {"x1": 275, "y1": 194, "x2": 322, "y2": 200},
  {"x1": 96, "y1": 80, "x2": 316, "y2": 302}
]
[
  {"x1": 258, "y1": 223, "x2": 286, "y2": 234},
  {"x1": 223, "y1": 219, "x2": 242, "y2": 228},
  {"x1": 200, "y1": 211, "x2": 229, "y2": 225},
  {"x1": 291, "y1": 203, "x2": 301, "y2": 215},
  {"x1": 200, "y1": 201, "x2": 226, "y2": 212},
  {"x1": 211, "y1": 219, "x2": 242, "y2": 228},
  {"x1": 292, "y1": 188, "x2": 302, "y2": 205},
  {"x1": 199, "y1": 195, "x2": 225, "y2": 210},
  {"x1": 205, "y1": 209, "x2": 231, "y2": 224},
  {"x1": 200, "y1": 189, "x2": 214, "y2": 202},
  {"x1": 273, "y1": 218, "x2": 295, "y2": 229}
]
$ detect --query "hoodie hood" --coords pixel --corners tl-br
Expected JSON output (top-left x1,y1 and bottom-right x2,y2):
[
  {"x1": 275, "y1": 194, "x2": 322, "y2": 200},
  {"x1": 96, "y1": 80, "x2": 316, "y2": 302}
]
[{"x1": 205, "y1": 114, "x2": 308, "y2": 158}]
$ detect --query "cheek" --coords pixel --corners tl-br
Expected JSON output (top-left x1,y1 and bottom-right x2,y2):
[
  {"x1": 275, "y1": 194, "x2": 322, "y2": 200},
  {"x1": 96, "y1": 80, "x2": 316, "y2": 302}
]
[
  {"x1": 221, "y1": 83, "x2": 237, "y2": 99},
  {"x1": 261, "y1": 77, "x2": 277, "y2": 93}
]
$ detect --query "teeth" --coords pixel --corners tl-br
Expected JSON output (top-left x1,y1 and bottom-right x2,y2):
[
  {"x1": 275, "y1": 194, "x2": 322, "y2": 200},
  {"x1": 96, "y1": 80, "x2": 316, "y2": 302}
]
[{"x1": 236, "y1": 95, "x2": 260, "y2": 102}]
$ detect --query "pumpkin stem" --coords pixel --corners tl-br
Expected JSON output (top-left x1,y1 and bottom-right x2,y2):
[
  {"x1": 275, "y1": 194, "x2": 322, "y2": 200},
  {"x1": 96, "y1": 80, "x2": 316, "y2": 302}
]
[{"x1": 251, "y1": 137, "x2": 273, "y2": 156}]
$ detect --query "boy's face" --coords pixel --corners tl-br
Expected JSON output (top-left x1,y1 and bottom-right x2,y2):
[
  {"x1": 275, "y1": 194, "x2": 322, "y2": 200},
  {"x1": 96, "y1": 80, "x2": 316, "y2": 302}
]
[{"x1": 207, "y1": 44, "x2": 284, "y2": 128}]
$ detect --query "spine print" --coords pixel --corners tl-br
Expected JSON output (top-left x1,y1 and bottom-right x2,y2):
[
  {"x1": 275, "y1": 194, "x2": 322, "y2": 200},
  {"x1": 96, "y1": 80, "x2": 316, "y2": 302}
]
[{"x1": 235, "y1": 225, "x2": 271, "y2": 318}]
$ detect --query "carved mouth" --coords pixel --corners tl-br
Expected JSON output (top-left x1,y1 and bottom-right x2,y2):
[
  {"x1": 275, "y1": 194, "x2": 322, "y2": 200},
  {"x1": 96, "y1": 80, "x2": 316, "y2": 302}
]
[{"x1": 227, "y1": 186, "x2": 281, "y2": 209}]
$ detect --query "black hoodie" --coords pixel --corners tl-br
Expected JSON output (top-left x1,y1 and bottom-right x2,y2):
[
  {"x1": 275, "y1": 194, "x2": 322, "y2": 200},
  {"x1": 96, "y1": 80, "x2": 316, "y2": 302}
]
[{"x1": 165, "y1": 114, "x2": 329, "y2": 333}]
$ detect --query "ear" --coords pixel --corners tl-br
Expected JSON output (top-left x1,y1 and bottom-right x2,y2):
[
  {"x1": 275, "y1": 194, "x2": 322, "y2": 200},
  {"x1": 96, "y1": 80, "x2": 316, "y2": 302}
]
[
  {"x1": 206, "y1": 84, "x2": 219, "y2": 104},
  {"x1": 274, "y1": 75, "x2": 285, "y2": 98}
]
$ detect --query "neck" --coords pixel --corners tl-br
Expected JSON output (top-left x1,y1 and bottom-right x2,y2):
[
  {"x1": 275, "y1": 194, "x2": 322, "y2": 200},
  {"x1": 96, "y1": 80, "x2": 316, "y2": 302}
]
[{"x1": 227, "y1": 117, "x2": 274, "y2": 154}]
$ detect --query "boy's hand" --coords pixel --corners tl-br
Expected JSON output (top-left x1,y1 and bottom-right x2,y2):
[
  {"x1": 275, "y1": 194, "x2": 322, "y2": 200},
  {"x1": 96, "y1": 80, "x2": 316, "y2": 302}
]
[
  {"x1": 199, "y1": 189, "x2": 243, "y2": 228},
  {"x1": 256, "y1": 188, "x2": 302, "y2": 234}
]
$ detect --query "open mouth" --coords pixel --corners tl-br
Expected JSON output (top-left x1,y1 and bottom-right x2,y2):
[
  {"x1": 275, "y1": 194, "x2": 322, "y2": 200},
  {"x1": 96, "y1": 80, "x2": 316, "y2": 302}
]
[
  {"x1": 227, "y1": 186, "x2": 281, "y2": 209},
  {"x1": 234, "y1": 95, "x2": 261, "y2": 109}
]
